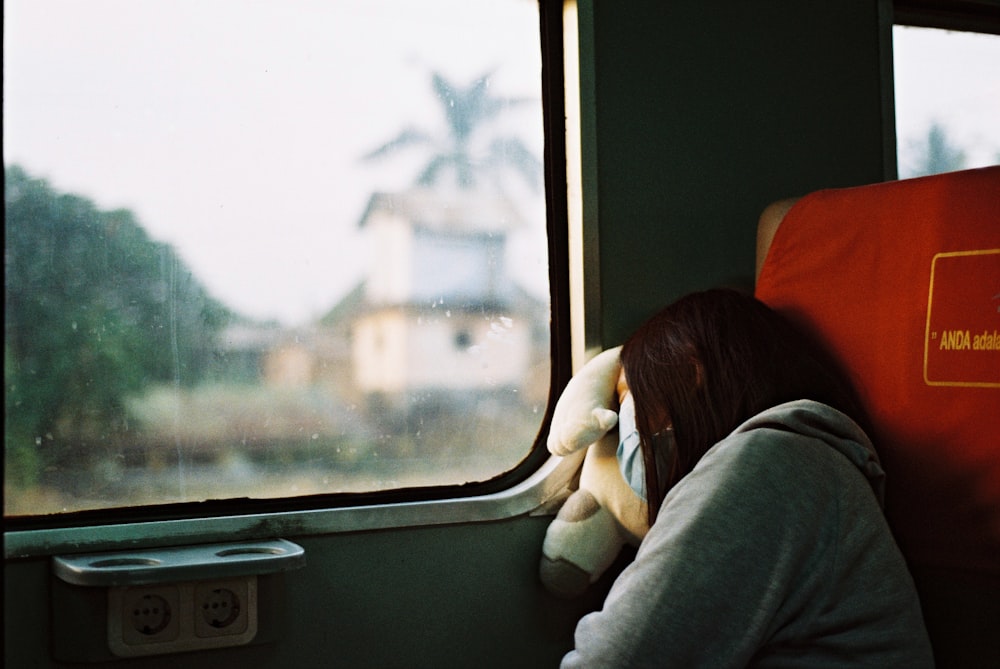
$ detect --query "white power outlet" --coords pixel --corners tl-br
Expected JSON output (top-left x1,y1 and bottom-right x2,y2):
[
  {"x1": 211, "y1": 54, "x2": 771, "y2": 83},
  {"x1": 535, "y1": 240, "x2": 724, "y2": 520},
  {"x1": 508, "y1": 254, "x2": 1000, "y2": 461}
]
[
  {"x1": 108, "y1": 576, "x2": 257, "y2": 657},
  {"x1": 194, "y1": 578, "x2": 250, "y2": 638},
  {"x1": 119, "y1": 586, "x2": 181, "y2": 646}
]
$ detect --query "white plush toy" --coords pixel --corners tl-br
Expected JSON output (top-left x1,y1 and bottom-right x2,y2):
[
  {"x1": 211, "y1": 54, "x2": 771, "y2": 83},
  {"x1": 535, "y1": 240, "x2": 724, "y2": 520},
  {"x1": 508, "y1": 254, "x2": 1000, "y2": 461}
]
[{"x1": 539, "y1": 347, "x2": 651, "y2": 598}]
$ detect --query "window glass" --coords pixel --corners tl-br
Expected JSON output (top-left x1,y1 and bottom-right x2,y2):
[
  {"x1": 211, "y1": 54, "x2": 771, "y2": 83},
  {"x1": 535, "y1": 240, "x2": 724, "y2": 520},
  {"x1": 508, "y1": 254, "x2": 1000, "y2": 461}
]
[
  {"x1": 893, "y1": 26, "x2": 1000, "y2": 178},
  {"x1": 4, "y1": 0, "x2": 549, "y2": 516}
]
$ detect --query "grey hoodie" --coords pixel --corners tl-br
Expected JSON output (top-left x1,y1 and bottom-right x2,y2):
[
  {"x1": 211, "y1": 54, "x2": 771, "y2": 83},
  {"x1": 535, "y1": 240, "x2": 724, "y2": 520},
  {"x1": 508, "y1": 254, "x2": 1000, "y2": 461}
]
[{"x1": 561, "y1": 400, "x2": 934, "y2": 668}]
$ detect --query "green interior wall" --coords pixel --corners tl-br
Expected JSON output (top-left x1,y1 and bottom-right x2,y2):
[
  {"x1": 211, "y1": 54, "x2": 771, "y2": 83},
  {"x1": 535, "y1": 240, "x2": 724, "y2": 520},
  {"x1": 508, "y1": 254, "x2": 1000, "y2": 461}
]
[{"x1": 581, "y1": 0, "x2": 892, "y2": 344}]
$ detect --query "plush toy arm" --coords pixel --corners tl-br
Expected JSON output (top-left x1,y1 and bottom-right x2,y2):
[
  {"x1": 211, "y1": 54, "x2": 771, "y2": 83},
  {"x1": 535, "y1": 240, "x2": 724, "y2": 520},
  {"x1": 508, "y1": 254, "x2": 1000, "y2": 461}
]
[
  {"x1": 540, "y1": 430, "x2": 650, "y2": 598},
  {"x1": 540, "y1": 346, "x2": 646, "y2": 598},
  {"x1": 540, "y1": 488, "x2": 628, "y2": 598},
  {"x1": 546, "y1": 346, "x2": 623, "y2": 456}
]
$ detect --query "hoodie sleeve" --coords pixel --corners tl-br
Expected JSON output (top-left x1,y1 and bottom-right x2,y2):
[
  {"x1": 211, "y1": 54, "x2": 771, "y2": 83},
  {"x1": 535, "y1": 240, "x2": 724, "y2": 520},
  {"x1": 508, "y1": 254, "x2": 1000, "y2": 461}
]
[{"x1": 560, "y1": 428, "x2": 842, "y2": 669}]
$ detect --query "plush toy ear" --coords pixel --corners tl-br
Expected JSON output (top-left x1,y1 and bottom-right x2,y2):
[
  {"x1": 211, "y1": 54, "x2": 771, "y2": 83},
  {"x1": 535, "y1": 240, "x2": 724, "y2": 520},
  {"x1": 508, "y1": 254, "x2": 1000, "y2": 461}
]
[{"x1": 546, "y1": 346, "x2": 623, "y2": 456}]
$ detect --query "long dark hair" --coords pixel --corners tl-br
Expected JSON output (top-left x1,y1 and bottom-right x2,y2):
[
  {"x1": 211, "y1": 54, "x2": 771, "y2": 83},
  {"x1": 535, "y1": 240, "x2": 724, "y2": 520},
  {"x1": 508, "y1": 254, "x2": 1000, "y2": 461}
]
[{"x1": 620, "y1": 288, "x2": 865, "y2": 525}]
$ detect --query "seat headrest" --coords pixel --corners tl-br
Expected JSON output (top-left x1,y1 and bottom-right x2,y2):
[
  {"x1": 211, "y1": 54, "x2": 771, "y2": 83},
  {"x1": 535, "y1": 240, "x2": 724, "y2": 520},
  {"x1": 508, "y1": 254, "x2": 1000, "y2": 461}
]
[{"x1": 755, "y1": 166, "x2": 1000, "y2": 575}]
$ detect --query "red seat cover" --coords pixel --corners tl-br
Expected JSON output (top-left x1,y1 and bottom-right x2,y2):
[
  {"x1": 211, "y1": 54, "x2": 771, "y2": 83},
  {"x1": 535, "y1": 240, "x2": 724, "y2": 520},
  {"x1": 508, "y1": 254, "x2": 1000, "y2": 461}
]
[{"x1": 756, "y1": 166, "x2": 1000, "y2": 574}]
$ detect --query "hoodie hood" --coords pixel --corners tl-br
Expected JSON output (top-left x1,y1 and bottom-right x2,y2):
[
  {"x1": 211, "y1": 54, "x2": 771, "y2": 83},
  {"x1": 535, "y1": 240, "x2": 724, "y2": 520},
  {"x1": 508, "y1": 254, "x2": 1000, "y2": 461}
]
[{"x1": 730, "y1": 399, "x2": 886, "y2": 506}]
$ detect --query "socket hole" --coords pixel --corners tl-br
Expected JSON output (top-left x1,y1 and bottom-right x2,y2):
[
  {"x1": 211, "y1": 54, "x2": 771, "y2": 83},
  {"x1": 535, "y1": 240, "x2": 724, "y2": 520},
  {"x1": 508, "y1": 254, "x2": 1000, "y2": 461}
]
[
  {"x1": 90, "y1": 557, "x2": 161, "y2": 568},
  {"x1": 201, "y1": 588, "x2": 241, "y2": 628},
  {"x1": 131, "y1": 594, "x2": 172, "y2": 635},
  {"x1": 216, "y1": 546, "x2": 285, "y2": 557}
]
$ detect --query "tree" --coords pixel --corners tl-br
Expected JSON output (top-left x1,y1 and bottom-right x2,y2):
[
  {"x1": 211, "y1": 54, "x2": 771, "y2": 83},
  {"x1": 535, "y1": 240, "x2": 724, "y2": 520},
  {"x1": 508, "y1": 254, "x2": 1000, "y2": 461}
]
[
  {"x1": 4, "y1": 166, "x2": 231, "y2": 484},
  {"x1": 901, "y1": 121, "x2": 967, "y2": 179},
  {"x1": 364, "y1": 71, "x2": 541, "y2": 193}
]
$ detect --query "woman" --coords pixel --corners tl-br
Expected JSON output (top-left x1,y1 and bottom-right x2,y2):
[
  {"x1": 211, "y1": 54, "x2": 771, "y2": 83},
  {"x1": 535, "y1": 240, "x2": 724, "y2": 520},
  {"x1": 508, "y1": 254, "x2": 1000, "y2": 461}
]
[{"x1": 562, "y1": 289, "x2": 933, "y2": 668}]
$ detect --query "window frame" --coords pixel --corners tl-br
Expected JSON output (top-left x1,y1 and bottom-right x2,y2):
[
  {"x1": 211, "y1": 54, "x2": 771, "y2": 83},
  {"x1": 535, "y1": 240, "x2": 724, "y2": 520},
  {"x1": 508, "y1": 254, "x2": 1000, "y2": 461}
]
[
  {"x1": 894, "y1": 0, "x2": 1000, "y2": 35},
  {"x1": 3, "y1": 0, "x2": 575, "y2": 541}
]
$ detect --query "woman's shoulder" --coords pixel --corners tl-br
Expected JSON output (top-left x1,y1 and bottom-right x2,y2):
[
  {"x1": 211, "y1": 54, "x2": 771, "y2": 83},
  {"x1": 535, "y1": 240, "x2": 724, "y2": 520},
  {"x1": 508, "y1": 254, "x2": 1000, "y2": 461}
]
[
  {"x1": 733, "y1": 400, "x2": 871, "y2": 446},
  {"x1": 656, "y1": 402, "x2": 862, "y2": 557},
  {"x1": 688, "y1": 400, "x2": 885, "y2": 505}
]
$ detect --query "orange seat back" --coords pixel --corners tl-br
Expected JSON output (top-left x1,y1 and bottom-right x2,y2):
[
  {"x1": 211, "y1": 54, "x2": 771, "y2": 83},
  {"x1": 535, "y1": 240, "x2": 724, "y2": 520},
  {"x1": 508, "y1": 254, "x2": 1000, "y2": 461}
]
[{"x1": 755, "y1": 166, "x2": 1000, "y2": 667}]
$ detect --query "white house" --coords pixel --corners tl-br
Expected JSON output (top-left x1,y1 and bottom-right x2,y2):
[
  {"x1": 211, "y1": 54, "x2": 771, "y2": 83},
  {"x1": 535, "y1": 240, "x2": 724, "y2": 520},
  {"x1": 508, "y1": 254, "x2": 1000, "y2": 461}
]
[{"x1": 351, "y1": 189, "x2": 545, "y2": 408}]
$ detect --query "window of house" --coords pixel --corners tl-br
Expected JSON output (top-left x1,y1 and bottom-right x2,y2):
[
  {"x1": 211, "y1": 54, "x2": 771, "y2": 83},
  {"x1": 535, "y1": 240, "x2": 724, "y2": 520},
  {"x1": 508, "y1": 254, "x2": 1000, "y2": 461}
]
[
  {"x1": 4, "y1": 0, "x2": 552, "y2": 517},
  {"x1": 893, "y1": 25, "x2": 1000, "y2": 178}
]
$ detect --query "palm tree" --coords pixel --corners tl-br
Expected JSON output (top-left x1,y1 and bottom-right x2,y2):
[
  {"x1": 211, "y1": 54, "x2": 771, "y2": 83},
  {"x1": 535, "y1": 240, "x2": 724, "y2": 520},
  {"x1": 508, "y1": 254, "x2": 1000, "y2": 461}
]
[
  {"x1": 364, "y1": 71, "x2": 541, "y2": 193},
  {"x1": 902, "y1": 121, "x2": 967, "y2": 179}
]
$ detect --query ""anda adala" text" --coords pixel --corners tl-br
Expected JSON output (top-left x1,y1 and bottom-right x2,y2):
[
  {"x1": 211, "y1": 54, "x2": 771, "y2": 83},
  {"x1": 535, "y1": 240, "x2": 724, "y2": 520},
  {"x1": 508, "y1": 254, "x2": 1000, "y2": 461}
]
[{"x1": 938, "y1": 329, "x2": 1000, "y2": 351}]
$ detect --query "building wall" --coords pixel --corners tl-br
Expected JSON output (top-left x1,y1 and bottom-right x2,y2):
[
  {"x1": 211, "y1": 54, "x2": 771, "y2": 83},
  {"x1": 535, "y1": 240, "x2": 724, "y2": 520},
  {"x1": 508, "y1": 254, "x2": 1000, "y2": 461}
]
[
  {"x1": 352, "y1": 308, "x2": 533, "y2": 396},
  {"x1": 366, "y1": 214, "x2": 414, "y2": 305},
  {"x1": 404, "y1": 311, "x2": 532, "y2": 391},
  {"x1": 353, "y1": 310, "x2": 409, "y2": 393}
]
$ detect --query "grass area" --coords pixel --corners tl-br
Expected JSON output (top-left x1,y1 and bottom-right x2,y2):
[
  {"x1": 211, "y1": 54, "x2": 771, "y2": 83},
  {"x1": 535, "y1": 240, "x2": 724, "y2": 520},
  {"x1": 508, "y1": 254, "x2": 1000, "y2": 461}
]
[{"x1": 5, "y1": 383, "x2": 547, "y2": 516}]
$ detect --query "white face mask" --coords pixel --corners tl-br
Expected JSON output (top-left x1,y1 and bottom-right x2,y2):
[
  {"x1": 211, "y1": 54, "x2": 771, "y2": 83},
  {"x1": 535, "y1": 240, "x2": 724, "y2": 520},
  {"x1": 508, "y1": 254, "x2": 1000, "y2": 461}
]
[{"x1": 616, "y1": 393, "x2": 647, "y2": 501}]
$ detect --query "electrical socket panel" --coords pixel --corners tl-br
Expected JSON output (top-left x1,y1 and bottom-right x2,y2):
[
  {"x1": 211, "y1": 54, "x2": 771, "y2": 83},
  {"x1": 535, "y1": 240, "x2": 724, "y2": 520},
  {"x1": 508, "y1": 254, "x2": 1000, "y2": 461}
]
[{"x1": 107, "y1": 576, "x2": 257, "y2": 657}]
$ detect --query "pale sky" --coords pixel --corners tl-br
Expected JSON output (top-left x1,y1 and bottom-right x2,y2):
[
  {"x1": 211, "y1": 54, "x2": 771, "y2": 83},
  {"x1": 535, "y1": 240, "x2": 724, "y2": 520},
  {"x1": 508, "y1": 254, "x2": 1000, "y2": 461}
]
[
  {"x1": 3, "y1": 0, "x2": 545, "y2": 325},
  {"x1": 893, "y1": 26, "x2": 1000, "y2": 174},
  {"x1": 4, "y1": 8, "x2": 998, "y2": 325}
]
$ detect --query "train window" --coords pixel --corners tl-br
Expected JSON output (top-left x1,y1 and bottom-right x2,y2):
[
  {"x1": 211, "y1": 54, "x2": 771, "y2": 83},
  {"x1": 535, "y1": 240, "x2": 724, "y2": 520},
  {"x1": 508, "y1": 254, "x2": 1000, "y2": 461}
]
[
  {"x1": 4, "y1": 0, "x2": 552, "y2": 517},
  {"x1": 893, "y1": 25, "x2": 1000, "y2": 178}
]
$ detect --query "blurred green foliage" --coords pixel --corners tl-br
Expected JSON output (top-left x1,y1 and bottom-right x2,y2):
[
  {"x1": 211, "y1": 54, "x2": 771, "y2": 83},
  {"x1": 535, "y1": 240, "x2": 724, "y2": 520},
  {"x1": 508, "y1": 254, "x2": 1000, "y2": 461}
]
[
  {"x1": 4, "y1": 165, "x2": 232, "y2": 485},
  {"x1": 901, "y1": 121, "x2": 969, "y2": 179}
]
